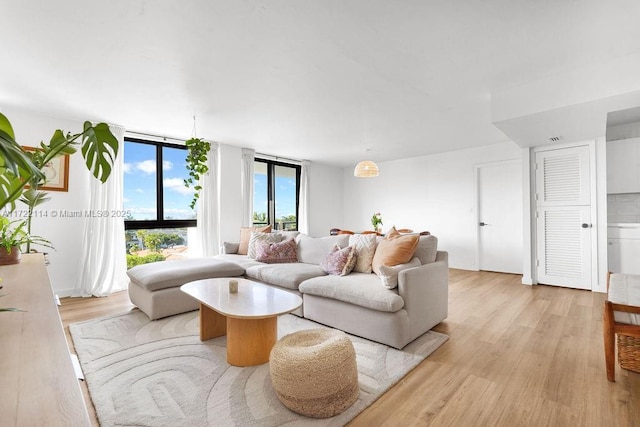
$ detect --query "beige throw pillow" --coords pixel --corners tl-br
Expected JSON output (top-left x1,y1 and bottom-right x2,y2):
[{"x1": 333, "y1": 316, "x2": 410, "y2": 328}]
[
  {"x1": 372, "y1": 227, "x2": 420, "y2": 275},
  {"x1": 349, "y1": 234, "x2": 377, "y2": 274}
]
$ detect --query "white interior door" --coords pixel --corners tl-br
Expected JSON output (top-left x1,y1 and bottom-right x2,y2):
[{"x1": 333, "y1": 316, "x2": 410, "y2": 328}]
[
  {"x1": 477, "y1": 161, "x2": 523, "y2": 274},
  {"x1": 535, "y1": 146, "x2": 592, "y2": 290}
]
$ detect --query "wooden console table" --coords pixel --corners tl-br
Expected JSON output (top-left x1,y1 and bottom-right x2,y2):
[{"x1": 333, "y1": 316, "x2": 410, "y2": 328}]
[{"x1": 0, "y1": 253, "x2": 89, "y2": 426}]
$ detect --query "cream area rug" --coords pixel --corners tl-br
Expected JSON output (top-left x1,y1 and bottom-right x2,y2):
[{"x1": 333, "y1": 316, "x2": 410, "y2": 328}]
[{"x1": 70, "y1": 310, "x2": 448, "y2": 426}]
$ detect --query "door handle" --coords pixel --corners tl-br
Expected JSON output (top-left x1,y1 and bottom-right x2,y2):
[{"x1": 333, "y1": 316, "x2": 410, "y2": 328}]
[
  {"x1": 581, "y1": 223, "x2": 592, "y2": 228},
  {"x1": 479, "y1": 222, "x2": 489, "y2": 226}
]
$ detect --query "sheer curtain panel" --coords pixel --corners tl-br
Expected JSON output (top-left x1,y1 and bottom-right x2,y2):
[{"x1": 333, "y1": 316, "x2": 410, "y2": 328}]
[
  {"x1": 73, "y1": 124, "x2": 128, "y2": 297},
  {"x1": 298, "y1": 160, "x2": 310, "y2": 234},
  {"x1": 196, "y1": 142, "x2": 220, "y2": 257},
  {"x1": 241, "y1": 148, "x2": 255, "y2": 227}
]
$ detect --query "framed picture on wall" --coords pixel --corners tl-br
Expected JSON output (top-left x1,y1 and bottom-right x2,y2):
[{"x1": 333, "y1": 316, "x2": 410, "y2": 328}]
[{"x1": 23, "y1": 146, "x2": 70, "y2": 192}]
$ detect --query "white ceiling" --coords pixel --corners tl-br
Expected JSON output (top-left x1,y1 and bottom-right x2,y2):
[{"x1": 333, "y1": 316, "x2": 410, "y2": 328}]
[{"x1": 3, "y1": 1, "x2": 640, "y2": 167}]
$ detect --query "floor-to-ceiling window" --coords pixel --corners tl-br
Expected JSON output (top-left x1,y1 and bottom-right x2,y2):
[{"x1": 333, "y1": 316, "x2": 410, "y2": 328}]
[
  {"x1": 123, "y1": 137, "x2": 196, "y2": 267},
  {"x1": 253, "y1": 159, "x2": 300, "y2": 230}
]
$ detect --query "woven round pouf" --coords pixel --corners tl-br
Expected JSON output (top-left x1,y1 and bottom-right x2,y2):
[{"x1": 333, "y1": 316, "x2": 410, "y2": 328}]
[{"x1": 269, "y1": 328, "x2": 359, "y2": 418}]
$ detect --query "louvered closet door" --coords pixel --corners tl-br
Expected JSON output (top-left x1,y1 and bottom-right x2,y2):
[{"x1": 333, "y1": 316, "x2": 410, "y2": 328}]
[{"x1": 535, "y1": 146, "x2": 592, "y2": 289}]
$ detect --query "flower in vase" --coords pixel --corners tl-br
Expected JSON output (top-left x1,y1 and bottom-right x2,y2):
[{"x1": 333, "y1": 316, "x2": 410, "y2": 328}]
[{"x1": 371, "y1": 212, "x2": 383, "y2": 231}]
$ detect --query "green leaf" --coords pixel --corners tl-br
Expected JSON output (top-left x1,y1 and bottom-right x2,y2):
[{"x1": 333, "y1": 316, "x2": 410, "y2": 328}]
[
  {"x1": 0, "y1": 172, "x2": 31, "y2": 212},
  {"x1": 19, "y1": 189, "x2": 51, "y2": 208},
  {"x1": 40, "y1": 130, "x2": 78, "y2": 164},
  {"x1": 0, "y1": 112, "x2": 15, "y2": 140},
  {"x1": 81, "y1": 122, "x2": 119, "y2": 183},
  {"x1": 0, "y1": 115, "x2": 45, "y2": 211}
]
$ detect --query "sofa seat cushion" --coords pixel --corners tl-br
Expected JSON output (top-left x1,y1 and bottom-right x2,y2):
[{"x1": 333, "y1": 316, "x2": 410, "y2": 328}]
[
  {"x1": 215, "y1": 254, "x2": 265, "y2": 270},
  {"x1": 608, "y1": 273, "x2": 640, "y2": 326},
  {"x1": 127, "y1": 258, "x2": 245, "y2": 292},
  {"x1": 299, "y1": 273, "x2": 405, "y2": 313},
  {"x1": 246, "y1": 262, "x2": 326, "y2": 290}
]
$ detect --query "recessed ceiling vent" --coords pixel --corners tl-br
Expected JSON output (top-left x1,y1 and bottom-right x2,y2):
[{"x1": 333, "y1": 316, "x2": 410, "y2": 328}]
[{"x1": 548, "y1": 136, "x2": 563, "y2": 143}]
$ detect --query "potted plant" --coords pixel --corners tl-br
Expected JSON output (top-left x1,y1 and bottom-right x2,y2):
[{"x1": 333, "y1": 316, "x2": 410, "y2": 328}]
[{"x1": 0, "y1": 216, "x2": 53, "y2": 265}]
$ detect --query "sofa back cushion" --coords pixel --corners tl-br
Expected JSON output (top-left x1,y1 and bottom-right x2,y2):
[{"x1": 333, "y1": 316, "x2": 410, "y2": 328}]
[
  {"x1": 274, "y1": 230, "x2": 300, "y2": 240},
  {"x1": 413, "y1": 234, "x2": 438, "y2": 264},
  {"x1": 296, "y1": 234, "x2": 349, "y2": 264}
]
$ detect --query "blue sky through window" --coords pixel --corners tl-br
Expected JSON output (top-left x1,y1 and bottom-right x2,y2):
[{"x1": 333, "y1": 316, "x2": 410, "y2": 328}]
[
  {"x1": 253, "y1": 167, "x2": 297, "y2": 220},
  {"x1": 124, "y1": 143, "x2": 296, "y2": 221},
  {"x1": 123, "y1": 141, "x2": 195, "y2": 220}
]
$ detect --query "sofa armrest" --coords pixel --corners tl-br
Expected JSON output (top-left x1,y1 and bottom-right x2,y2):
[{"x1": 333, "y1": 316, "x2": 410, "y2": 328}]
[{"x1": 397, "y1": 251, "x2": 449, "y2": 340}]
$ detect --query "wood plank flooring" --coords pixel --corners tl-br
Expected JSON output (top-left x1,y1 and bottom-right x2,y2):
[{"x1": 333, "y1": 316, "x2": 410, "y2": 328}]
[{"x1": 59, "y1": 269, "x2": 640, "y2": 426}]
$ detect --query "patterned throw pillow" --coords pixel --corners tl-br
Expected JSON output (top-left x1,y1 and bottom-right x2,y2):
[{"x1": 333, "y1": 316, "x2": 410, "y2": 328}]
[
  {"x1": 247, "y1": 231, "x2": 282, "y2": 259},
  {"x1": 320, "y1": 245, "x2": 357, "y2": 276},
  {"x1": 255, "y1": 238, "x2": 298, "y2": 263},
  {"x1": 238, "y1": 225, "x2": 271, "y2": 255},
  {"x1": 348, "y1": 234, "x2": 377, "y2": 273}
]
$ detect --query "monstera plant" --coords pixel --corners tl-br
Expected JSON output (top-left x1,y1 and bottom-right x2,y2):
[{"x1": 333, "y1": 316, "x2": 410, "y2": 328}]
[
  {"x1": 0, "y1": 112, "x2": 119, "y2": 255},
  {"x1": 0, "y1": 112, "x2": 119, "y2": 212}
]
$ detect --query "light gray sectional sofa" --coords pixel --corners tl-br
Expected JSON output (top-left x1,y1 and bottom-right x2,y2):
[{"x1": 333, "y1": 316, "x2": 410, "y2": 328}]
[
  {"x1": 219, "y1": 231, "x2": 447, "y2": 349},
  {"x1": 127, "y1": 231, "x2": 448, "y2": 349}
]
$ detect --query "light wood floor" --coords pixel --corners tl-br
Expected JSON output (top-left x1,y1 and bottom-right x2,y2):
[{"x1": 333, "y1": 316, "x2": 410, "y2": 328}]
[{"x1": 59, "y1": 269, "x2": 640, "y2": 426}]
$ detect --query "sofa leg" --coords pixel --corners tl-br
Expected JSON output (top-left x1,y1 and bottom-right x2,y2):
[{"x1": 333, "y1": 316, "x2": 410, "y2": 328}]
[{"x1": 603, "y1": 300, "x2": 616, "y2": 382}]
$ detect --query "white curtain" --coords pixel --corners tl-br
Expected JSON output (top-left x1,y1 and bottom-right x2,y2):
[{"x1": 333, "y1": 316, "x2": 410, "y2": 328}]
[
  {"x1": 241, "y1": 148, "x2": 255, "y2": 227},
  {"x1": 298, "y1": 160, "x2": 310, "y2": 234},
  {"x1": 73, "y1": 124, "x2": 128, "y2": 297},
  {"x1": 195, "y1": 142, "x2": 220, "y2": 257}
]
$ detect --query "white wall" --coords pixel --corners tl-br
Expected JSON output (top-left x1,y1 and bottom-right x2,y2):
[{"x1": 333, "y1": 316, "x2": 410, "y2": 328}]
[
  {"x1": 2, "y1": 107, "x2": 92, "y2": 295},
  {"x1": 342, "y1": 141, "x2": 522, "y2": 270},
  {"x1": 306, "y1": 162, "x2": 344, "y2": 237}
]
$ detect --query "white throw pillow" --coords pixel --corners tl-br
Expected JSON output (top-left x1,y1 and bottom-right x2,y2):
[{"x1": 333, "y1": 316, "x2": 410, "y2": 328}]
[
  {"x1": 348, "y1": 234, "x2": 377, "y2": 274},
  {"x1": 378, "y1": 258, "x2": 422, "y2": 289}
]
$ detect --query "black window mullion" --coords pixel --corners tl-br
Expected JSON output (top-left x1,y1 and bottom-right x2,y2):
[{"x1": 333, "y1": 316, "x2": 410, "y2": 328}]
[
  {"x1": 267, "y1": 163, "x2": 274, "y2": 227},
  {"x1": 156, "y1": 144, "x2": 164, "y2": 221}
]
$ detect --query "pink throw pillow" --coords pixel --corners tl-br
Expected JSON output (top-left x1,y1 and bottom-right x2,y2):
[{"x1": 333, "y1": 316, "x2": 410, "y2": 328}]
[
  {"x1": 320, "y1": 245, "x2": 356, "y2": 276},
  {"x1": 255, "y1": 238, "x2": 298, "y2": 263}
]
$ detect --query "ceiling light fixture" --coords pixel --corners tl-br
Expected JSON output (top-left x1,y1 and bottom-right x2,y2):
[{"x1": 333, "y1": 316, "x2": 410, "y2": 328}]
[{"x1": 354, "y1": 160, "x2": 379, "y2": 178}]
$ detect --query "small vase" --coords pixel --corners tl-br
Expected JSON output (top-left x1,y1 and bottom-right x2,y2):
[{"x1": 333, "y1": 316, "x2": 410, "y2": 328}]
[{"x1": 0, "y1": 246, "x2": 21, "y2": 265}]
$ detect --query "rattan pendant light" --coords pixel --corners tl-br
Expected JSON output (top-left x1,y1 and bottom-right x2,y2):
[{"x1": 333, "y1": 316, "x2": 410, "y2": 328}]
[{"x1": 354, "y1": 160, "x2": 379, "y2": 177}]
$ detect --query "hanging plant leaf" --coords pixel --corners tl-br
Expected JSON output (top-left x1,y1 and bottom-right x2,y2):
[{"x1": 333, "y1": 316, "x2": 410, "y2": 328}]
[{"x1": 184, "y1": 137, "x2": 211, "y2": 209}]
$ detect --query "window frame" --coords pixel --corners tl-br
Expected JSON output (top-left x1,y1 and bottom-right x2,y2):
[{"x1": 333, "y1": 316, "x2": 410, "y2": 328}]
[
  {"x1": 254, "y1": 158, "x2": 301, "y2": 231},
  {"x1": 123, "y1": 137, "x2": 197, "y2": 231}
]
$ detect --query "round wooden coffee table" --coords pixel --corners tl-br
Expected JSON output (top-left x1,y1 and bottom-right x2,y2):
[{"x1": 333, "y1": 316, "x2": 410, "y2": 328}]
[{"x1": 180, "y1": 278, "x2": 302, "y2": 366}]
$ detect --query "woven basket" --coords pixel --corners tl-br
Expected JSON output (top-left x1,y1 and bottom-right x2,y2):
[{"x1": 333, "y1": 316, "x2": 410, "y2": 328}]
[{"x1": 617, "y1": 334, "x2": 640, "y2": 373}]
